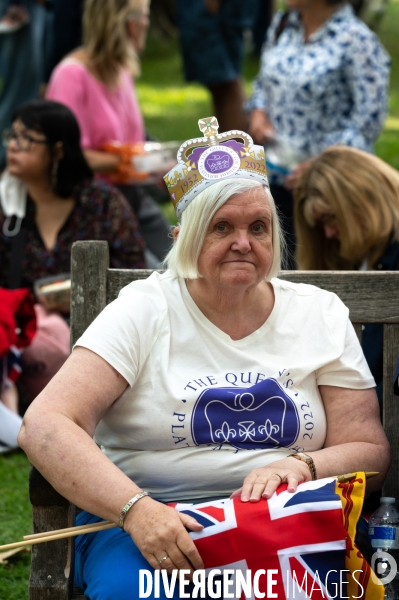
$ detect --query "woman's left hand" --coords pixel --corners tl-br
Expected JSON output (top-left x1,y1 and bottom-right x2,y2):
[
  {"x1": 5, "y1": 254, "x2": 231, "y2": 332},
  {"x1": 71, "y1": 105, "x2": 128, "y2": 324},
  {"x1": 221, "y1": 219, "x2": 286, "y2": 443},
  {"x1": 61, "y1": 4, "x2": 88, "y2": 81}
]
[{"x1": 230, "y1": 456, "x2": 312, "y2": 502}]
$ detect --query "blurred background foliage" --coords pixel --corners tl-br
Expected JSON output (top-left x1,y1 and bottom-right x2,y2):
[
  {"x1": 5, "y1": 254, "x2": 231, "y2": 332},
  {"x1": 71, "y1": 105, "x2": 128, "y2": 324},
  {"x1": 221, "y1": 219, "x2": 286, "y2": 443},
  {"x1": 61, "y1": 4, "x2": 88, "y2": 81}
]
[{"x1": 139, "y1": 0, "x2": 399, "y2": 170}]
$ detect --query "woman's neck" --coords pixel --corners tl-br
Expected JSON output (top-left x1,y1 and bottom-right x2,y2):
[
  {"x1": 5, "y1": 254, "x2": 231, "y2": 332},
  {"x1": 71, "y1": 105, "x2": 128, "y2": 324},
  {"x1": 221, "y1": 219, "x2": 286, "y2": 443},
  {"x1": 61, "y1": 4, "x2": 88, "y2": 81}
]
[
  {"x1": 27, "y1": 181, "x2": 60, "y2": 206},
  {"x1": 300, "y1": 3, "x2": 342, "y2": 40},
  {"x1": 186, "y1": 279, "x2": 275, "y2": 340},
  {"x1": 26, "y1": 181, "x2": 75, "y2": 251}
]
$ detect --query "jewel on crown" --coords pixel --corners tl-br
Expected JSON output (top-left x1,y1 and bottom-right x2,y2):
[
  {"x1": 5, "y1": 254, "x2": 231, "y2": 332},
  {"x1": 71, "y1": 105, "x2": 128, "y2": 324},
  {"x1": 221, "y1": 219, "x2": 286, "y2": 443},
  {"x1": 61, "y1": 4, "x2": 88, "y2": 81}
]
[{"x1": 164, "y1": 117, "x2": 269, "y2": 219}]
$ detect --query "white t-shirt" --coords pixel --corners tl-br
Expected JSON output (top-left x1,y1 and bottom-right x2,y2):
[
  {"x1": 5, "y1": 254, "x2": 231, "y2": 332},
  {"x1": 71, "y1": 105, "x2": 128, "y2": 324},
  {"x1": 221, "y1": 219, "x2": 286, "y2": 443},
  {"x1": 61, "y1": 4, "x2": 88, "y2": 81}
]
[{"x1": 76, "y1": 271, "x2": 374, "y2": 502}]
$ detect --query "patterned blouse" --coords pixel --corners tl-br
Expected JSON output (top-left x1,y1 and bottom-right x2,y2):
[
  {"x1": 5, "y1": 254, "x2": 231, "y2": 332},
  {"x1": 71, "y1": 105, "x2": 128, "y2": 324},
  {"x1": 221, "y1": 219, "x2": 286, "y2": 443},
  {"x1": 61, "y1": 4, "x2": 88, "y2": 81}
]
[
  {"x1": 0, "y1": 178, "x2": 146, "y2": 290},
  {"x1": 247, "y1": 4, "x2": 390, "y2": 157}
]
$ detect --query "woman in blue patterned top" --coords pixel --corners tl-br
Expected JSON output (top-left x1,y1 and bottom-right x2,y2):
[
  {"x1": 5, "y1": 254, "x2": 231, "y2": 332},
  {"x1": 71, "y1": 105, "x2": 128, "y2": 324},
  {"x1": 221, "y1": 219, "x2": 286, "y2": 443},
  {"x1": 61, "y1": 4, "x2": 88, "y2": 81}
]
[{"x1": 247, "y1": 0, "x2": 390, "y2": 267}]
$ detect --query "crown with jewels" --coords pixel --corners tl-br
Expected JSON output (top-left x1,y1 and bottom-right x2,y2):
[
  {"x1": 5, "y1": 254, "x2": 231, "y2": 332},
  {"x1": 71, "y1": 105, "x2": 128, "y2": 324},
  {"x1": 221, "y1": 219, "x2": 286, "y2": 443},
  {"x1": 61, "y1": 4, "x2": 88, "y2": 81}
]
[{"x1": 164, "y1": 117, "x2": 269, "y2": 219}]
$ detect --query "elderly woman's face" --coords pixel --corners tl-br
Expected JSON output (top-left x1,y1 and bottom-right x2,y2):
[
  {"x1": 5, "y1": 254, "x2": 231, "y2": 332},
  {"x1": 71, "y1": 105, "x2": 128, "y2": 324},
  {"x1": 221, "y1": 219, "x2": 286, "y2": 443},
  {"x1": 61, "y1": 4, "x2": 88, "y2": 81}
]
[{"x1": 197, "y1": 188, "x2": 274, "y2": 290}]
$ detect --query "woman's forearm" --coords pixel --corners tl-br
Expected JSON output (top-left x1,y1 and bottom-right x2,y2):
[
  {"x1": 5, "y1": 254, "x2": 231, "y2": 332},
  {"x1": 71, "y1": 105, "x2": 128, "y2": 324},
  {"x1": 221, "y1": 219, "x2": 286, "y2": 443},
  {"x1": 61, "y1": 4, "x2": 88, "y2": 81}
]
[
  {"x1": 19, "y1": 412, "x2": 141, "y2": 523},
  {"x1": 19, "y1": 410, "x2": 205, "y2": 576},
  {"x1": 309, "y1": 442, "x2": 390, "y2": 493},
  {"x1": 232, "y1": 439, "x2": 390, "y2": 503},
  {"x1": 84, "y1": 149, "x2": 122, "y2": 173}
]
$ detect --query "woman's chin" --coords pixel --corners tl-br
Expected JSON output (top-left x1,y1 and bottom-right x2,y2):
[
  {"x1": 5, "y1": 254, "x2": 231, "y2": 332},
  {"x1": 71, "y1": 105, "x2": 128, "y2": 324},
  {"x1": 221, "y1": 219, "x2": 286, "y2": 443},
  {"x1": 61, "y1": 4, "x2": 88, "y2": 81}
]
[
  {"x1": 220, "y1": 270, "x2": 260, "y2": 288},
  {"x1": 6, "y1": 164, "x2": 22, "y2": 178}
]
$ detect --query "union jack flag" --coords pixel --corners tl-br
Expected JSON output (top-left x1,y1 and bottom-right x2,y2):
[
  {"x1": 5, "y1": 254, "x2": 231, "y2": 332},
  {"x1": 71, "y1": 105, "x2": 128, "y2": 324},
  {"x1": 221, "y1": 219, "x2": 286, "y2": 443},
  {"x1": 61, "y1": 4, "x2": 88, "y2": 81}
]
[
  {"x1": 0, "y1": 345, "x2": 22, "y2": 388},
  {"x1": 171, "y1": 477, "x2": 381, "y2": 599}
]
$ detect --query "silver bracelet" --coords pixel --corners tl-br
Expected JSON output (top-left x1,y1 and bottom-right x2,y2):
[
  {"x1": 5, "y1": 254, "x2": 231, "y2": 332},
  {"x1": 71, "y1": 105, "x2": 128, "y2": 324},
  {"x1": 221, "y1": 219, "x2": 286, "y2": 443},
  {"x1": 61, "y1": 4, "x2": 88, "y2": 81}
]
[{"x1": 118, "y1": 491, "x2": 149, "y2": 530}]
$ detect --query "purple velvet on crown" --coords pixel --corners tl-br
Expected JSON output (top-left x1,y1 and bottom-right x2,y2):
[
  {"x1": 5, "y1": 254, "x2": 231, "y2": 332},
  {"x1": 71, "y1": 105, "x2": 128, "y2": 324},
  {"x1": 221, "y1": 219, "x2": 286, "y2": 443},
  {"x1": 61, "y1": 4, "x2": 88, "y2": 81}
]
[{"x1": 188, "y1": 140, "x2": 244, "y2": 169}]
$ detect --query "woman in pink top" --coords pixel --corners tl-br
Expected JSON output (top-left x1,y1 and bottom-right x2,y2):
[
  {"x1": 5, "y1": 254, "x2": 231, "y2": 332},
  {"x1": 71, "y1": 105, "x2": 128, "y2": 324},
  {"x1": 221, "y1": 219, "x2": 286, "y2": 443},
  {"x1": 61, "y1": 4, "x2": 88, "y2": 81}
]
[
  {"x1": 46, "y1": 0, "x2": 171, "y2": 264},
  {"x1": 47, "y1": 60, "x2": 145, "y2": 156}
]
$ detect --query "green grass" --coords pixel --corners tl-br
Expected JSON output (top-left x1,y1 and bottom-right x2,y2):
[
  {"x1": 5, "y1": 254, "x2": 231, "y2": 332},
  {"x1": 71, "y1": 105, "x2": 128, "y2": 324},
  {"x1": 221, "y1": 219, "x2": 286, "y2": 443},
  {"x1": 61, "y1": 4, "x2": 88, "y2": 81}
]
[
  {"x1": 1, "y1": 3, "x2": 399, "y2": 597},
  {"x1": 0, "y1": 452, "x2": 32, "y2": 600},
  {"x1": 374, "y1": 0, "x2": 399, "y2": 168}
]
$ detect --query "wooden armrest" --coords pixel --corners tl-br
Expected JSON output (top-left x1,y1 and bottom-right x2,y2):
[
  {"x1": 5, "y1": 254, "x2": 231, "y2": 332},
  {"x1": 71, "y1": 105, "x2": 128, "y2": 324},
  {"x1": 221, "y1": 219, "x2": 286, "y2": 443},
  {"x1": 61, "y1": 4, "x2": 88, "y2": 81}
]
[{"x1": 29, "y1": 466, "x2": 76, "y2": 599}]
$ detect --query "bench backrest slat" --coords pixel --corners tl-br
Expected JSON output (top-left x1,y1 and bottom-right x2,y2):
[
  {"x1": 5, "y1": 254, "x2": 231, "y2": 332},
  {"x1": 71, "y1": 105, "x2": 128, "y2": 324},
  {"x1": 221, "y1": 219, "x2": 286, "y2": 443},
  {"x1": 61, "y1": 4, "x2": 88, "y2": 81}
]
[{"x1": 103, "y1": 269, "x2": 399, "y2": 322}]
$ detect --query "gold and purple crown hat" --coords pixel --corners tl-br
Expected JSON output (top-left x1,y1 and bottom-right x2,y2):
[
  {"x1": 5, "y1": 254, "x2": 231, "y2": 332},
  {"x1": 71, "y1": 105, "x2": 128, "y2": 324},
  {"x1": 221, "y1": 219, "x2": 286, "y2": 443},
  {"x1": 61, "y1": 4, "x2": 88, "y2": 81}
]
[{"x1": 164, "y1": 117, "x2": 269, "y2": 219}]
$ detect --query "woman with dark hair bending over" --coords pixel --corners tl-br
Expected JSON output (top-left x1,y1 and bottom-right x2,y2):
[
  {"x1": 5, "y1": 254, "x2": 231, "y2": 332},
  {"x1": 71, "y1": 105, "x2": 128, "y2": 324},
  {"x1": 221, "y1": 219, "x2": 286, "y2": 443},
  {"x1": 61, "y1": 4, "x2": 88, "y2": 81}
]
[{"x1": 294, "y1": 145, "x2": 399, "y2": 403}]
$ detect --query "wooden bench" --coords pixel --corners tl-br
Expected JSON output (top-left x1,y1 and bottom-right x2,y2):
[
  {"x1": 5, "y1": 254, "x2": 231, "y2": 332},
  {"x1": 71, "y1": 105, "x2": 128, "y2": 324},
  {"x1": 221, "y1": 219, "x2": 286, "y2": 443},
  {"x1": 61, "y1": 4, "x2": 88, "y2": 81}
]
[{"x1": 28, "y1": 240, "x2": 399, "y2": 600}]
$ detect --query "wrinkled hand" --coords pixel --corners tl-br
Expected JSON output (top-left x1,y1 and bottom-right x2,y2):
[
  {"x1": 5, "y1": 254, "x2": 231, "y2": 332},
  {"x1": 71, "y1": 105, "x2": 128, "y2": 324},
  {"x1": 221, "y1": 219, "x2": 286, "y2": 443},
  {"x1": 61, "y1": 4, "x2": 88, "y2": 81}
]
[
  {"x1": 249, "y1": 109, "x2": 275, "y2": 145},
  {"x1": 124, "y1": 497, "x2": 204, "y2": 579},
  {"x1": 284, "y1": 159, "x2": 313, "y2": 190},
  {"x1": 231, "y1": 456, "x2": 312, "y2": 502}
]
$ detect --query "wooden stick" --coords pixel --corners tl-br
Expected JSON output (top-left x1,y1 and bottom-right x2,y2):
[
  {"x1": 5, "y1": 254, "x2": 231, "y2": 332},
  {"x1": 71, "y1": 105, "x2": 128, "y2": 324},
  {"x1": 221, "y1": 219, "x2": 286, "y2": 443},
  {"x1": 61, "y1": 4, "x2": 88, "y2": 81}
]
[
  {"x1": 336, "y1": 471, "x2": 379, "y2": 482},
  {"x1": 0, "y1": 522, "x2": 117, "y2": 552},
  {"x1": 0, "y1": 547, "x2": 31, "y2": 564},
  {"x1": 23, "y1": 520, "x2": 114, "y2": 540}
]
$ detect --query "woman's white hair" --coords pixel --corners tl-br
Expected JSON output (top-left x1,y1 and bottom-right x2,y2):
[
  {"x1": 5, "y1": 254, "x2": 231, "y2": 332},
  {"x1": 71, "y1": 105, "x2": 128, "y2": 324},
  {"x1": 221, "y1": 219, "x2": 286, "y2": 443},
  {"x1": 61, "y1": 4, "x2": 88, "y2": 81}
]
[{"x1": 164, "y1": 178, "x2": 285, "y2": 280}]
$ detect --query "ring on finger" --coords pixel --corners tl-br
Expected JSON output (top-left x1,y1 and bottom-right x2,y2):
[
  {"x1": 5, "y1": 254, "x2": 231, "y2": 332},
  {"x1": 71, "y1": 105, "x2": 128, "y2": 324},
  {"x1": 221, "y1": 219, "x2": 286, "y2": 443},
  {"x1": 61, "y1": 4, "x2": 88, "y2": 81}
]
[
  {"x1": 274, "y1": 473, "x2": 284, "y2": 483},
  {"x1": 157, "y1": 554, "x2": 169, "y2": 566}
]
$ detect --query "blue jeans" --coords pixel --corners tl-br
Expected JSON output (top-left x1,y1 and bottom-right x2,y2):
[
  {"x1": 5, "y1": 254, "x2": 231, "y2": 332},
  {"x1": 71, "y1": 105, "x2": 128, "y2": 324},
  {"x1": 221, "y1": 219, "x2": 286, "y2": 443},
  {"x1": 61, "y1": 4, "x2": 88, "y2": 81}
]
[{"x1": 75, "y1": 511, "x2": 201, "y2": 600}]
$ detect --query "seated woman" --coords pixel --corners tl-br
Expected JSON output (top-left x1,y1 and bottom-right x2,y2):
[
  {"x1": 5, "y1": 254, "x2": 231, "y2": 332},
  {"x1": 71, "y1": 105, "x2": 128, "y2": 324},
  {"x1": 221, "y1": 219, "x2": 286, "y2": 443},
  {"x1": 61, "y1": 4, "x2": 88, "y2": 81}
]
[
  {"x1": 19, "y1": 120, "x2": 390, "y2": 600},
  {"x1": 294, "y1": 145, "x2": 399, "y2": 403},
  {"x1": 0, "y1": 99, "x2": 146, "y2": 291},
  {"x1": 0, "y1": 99, "x2": 146, "y2": 405}
]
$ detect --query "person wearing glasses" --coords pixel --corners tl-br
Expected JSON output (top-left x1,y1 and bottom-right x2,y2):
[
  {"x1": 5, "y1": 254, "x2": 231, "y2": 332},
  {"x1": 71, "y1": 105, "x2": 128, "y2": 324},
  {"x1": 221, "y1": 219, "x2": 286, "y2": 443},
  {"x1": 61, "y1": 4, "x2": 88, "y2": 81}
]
[
  {"x1": 46, "y1": 0, "x2": 172, "y2": 266},
  {"x1": 0, "y1": 99, "x2": 146, "y2": 407},
  {"x1": 1, "y1": 99, "x2": 146, "y2": 290}
]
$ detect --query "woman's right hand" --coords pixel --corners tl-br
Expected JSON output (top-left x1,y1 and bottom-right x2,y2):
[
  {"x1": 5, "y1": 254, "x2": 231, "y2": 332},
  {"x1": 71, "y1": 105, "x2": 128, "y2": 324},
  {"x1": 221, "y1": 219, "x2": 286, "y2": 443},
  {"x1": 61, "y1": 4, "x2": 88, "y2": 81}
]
[
  {"x1": 124, "y1": 496, "x2": 205, "y2": 578},
  {"x1": 249, "y1": 109, "x2": 275, "y2": 145}
]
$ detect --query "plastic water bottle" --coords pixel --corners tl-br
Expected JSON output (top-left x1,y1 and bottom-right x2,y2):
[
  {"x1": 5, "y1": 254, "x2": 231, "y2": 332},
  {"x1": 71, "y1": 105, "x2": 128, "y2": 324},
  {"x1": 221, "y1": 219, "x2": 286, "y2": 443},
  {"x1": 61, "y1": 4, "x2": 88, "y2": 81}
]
[
  {"x1": 368, "y1": 497, "x2": 399, "y2": 598},
  {"x1": 369, "y1": 498, "x2": 399, "y2": 549}
]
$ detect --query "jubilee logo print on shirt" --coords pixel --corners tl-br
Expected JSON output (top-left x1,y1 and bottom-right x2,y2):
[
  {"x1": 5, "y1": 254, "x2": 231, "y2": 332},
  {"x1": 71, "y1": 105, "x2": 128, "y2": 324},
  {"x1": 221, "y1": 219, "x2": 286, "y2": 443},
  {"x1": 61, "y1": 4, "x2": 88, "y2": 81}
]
[{"x1": 191, "y1": 377, "x2": 300, "y2": 450}]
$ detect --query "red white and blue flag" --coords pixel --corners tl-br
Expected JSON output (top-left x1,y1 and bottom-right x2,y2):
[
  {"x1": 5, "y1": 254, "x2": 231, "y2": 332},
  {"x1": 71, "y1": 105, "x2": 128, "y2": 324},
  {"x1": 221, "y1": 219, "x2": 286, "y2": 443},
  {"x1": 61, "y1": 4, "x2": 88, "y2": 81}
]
[{"x1": 171, "y1": 478, "x2": 367, "y2": 599}]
